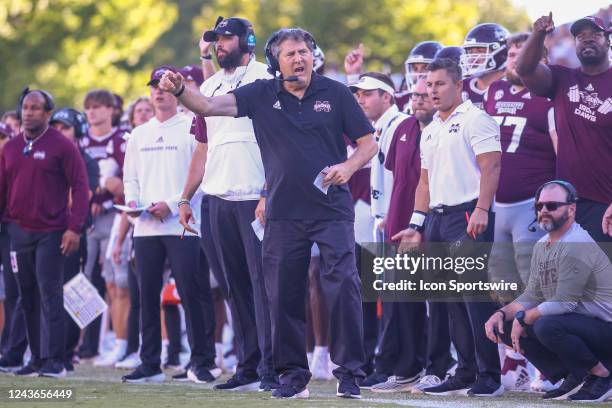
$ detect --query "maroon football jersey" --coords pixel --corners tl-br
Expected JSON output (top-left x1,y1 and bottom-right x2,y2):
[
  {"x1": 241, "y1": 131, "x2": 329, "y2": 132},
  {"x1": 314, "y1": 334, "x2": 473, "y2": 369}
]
[
  {"x1": 484, "y1": 79, "x2": 556, "y2": 203},
  {"x1": 544, "y1": 65, "x2": 612, "y2": 204},
  {"x1": 343, "y1": 135, "x2": 371, "y2": 204},
  {"x1": 384, "y1": 116, "x2": 421, "y2": 240},
  {"x1": 79, "y1": 128, "x2": 126, "y2": 205},
  {"x1": 462, "y1": 77, "x2": 487, "y2": 110}
]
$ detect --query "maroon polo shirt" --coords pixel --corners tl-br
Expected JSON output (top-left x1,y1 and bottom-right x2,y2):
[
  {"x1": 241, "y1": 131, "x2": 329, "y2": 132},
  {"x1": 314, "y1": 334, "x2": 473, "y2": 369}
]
[{"x1": 0, "y1": 127, "x2": 89, "y2": 233}]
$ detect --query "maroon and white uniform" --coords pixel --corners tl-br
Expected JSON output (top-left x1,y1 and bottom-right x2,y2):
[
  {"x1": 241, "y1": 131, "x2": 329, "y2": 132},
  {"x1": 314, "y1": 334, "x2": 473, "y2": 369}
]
[
  {"x1": 79, "y1": 128, "x2": 126, "y2": 207},
  {"x1": 544, "y1": 65, "x2": 612, "y2": 205},
  {"x1": 484, "y1": 79, "x2": 556, "y2": 203},
  {"x1": 462, "y1": 77, "x2": 487, "y2": 110},
  {"x1": 384, "y1": 116, "x2": 421, "y2": 241}
]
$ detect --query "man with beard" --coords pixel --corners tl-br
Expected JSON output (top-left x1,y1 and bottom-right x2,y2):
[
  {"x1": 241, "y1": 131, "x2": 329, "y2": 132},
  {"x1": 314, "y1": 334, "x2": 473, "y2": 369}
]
[
  {"x1": 177, "y1": 17, "x2": 277, "y2": 391},
  {"x1": 517, "y1": 14, "x2": 612, "y2": 243},
  {"x1": 485, "y1": 180, "x2": 612, "y2": 402},
  {"x1": 484, "y1": 32, "x2": 558, "y2": 392}
]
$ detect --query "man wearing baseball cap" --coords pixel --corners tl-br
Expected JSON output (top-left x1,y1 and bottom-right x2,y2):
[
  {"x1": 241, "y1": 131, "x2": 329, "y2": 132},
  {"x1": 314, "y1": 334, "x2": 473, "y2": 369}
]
[
  {"x1": 350, "y1": 73, "x2": 428, "y2": 393},
  {"x1": 178, "y1": 17, "x2": 278, "y2": 392},
  {"x1": 517, "y1": 14, "x2": 612, "y2": 247}
]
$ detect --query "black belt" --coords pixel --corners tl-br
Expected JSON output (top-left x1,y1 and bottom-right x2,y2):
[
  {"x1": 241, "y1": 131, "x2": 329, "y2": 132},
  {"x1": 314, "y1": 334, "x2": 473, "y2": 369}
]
[{"x1": 431, "y1": 199, "x2": 478, "y2": 215}]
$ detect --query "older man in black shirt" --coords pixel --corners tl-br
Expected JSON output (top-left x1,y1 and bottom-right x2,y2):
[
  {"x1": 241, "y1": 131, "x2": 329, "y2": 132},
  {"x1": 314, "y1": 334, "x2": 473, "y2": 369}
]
[{"x1": 160, "y1": 28, "x2": 377, "y2": 399}]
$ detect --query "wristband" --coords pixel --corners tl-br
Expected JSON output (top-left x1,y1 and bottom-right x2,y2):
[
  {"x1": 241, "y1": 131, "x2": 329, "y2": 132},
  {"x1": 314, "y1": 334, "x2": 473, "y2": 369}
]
[
  {"x1": 409, "y1": 211, "x2": 427, "y2": 227},
  {"x1": 173, "y1": 84, "x2": 186, "y2": 98},
  {"x1": 199, "y1": 54, "x2": 212, "y2": 60},
  {"x1": 408, "y1": 223, "x2": 425, "y2": 233},
  {"x1": 476, "y1": 206, "x2": 489, "y2": 213},
  {"x1": 178, "y1": 199, "x2": 190, "y2": 208}
]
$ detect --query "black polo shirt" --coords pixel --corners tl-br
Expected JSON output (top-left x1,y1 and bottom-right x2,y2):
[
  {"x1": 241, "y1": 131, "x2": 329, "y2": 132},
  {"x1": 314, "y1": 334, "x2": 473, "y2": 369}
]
[{"x1": 233, "y1": 73, "x2": 374, "y2": 221}]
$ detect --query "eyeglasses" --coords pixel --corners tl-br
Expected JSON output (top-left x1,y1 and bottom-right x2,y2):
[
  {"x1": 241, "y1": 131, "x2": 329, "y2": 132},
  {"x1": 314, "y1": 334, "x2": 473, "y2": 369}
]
[
  {"x1": 410, "y1": 92, "x2": 429, "y2": 102},
  {"x1": 535, "y1": 201, "x2": 571, "y2": 212},
  {"x1": 23, "y1": 140, "x2": 34, "y2": 156}
]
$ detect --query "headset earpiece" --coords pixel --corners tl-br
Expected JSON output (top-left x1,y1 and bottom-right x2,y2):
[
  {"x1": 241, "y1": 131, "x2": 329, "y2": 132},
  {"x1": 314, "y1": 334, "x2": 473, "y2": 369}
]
[{"x1": 265, "y1": 29, "x2": 317, "y2": 77}]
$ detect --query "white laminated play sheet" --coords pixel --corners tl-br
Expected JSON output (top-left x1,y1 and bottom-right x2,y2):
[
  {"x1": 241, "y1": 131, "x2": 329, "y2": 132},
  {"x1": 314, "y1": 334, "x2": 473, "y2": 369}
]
[{"x1": 64, "y1": 272, "x2": 108, "y2": 329}]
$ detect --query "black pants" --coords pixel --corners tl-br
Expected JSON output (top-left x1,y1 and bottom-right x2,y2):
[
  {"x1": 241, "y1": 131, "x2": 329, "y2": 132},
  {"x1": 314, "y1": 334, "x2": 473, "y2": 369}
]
[
  {"x1": 356, "y1": 243, "x2": 378, "y2": 376},
  {"x1": 376, "y1": 301, "x2": 426, "y2": 377},
  {"x1": 134, "y1": 235, "x2": 214, "y2": 370},
  {"x1": 424, "y1": 205, "x2": 501, "y2": 383},
  {"x1": 78, "y1": 261, "x2": 104, "y2": 358},
  {"x1": 500, "y1": 313, "x2": 612, "y2": 382},
  {"x1": 264, "y1": 219, "x2": 365, "y2": 388},
  {"x1": 126, "y1": 260, "x2": 140, "y2": 356},
  {"x1": 0, "y1": 223, "x2": 27, "y2": 364},
  {"x1": 577, "y1": 198, "x2": 612, "y2": 245},
  {"x1": 9, "y1": 224, "x2": 65, "y2": 363},
  {"x1": 208, "y1": 196, "x2": 273, "y2": 379},
  {"x1": 425, "y1": 301, "x2": 456, "y2": 378},
  {"x1": 63, "y1": 235, "x2": 85, "y2": 363},
  {"x1": 199, "y1": 196, "x2": 228, "y2": 297}
]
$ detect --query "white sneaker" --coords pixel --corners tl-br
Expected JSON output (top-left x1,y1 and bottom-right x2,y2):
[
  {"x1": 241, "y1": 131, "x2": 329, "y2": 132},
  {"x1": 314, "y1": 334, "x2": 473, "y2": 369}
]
[
  {"x1": 501, "y1": 360, "x2": 531, "y2": 391},
  {"x1": 371, "y1": 373, "x2": 422, "y2": 393},
  {"x1": 531, "y1": 371, "x2": 561, "y2": 393},
  {"x1": 160, "y1": 341, "x2": 169, "y2": 365},
  {"x1": 115, "y1": 353, "x2": 141, "y2": 370},
  {"x1": 94, "y1": 344, "x2": 127, "y2": 367},
  {"x1": 310, "y1": 347, "x2": 332, "y2": 380},
  {"x1": 411, "y1": 374, "x2": 442, "y2": 394}
]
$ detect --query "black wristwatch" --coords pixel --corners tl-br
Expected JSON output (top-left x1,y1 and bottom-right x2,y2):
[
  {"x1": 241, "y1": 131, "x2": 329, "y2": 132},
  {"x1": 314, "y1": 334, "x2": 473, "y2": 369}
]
[
  {"x1": 408, "y1": 223, "x2": 425, "y2": 233},
  {"x1": 515, "y1": 310, "x2": 528, "y2": 327}
]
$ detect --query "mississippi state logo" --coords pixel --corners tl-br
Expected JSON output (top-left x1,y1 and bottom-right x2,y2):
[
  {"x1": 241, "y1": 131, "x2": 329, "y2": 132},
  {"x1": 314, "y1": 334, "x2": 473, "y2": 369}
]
[
  {"x1": 568, "y1": 83, "x2": 612, "y2": 122},
  {"x1": 313, "y1": 100, "x2": 331, "y2": 112},
  {"x1": 494, "y1": 89, "x2": 504, "y2": 101}
]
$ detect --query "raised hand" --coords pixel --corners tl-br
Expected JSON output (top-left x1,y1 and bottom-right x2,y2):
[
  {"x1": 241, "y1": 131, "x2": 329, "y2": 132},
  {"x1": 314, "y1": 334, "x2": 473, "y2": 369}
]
[
  {"x1": 344, "y1": 43, "x2": 365, "y2": 75},
  {"x1": 159, "y1": 71, "x2": 184, "y2": 94},
  {"x1": 533, "y1": 12, "x2": 555, "y2": 35}
]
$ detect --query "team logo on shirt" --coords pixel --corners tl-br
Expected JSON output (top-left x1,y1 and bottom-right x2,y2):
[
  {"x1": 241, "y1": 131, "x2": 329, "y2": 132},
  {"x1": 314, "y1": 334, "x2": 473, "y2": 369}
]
[
  {"x1": 494, "y1": 90, "x2": 504, "y2": 101},
  {"x1": 400, "y1": 134, "x2": 407, "y2": 142},
  {"x1": 272, "y1": 101, "x2": 281, "y2": 110},
  {"x1": 155, "y1": 136, "x2": 164, "y2": 143},
  {"x1": 568, "y1": 83, "x2": 612, "y2": 122},
  {"x1": 33, "y1": 151, "x2": 46, "y2": 160},
  {"x1": 313, "y1": 100, "x2": 332, "y2": 112},
  {"x1": 494, "y1": 102, "x2": 524, "y2": 115},
  {"x1": 448, "y1": 123, "x2": 461, "y2": 133}
]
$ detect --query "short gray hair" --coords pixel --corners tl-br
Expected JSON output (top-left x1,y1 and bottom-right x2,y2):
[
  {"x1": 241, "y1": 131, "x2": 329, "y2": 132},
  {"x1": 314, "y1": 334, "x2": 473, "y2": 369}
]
[{"x1": 269, "y1": 28, "x2": 315, "y2": 59}]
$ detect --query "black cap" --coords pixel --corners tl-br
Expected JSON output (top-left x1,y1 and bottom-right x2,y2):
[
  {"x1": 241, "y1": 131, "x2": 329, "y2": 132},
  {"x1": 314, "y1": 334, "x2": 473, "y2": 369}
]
[{"x1": 203, "y1": 18, "x2": 246, "y2": 42}]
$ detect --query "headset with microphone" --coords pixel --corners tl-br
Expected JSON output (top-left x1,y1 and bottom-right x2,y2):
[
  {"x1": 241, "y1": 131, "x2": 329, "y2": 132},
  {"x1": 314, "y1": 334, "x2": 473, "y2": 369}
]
[
  {"x1": 527, "y1": 180, "x2": 578, "y2": 232},
  {"x1": 16, "y1": 87, "x2": 55, "y2": 121},
  {"x1": 264, "y1": 28, "x2": 317, "y2": 82},
  {"x1": 50, "y1": 108, "x2": 89, "y2": 139}
]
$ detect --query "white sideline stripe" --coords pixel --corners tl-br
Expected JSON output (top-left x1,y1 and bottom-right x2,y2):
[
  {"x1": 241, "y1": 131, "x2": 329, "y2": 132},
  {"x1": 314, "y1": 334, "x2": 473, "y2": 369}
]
[{"x1": 362, "y1": 397, "x2": 573, "y2": 408}]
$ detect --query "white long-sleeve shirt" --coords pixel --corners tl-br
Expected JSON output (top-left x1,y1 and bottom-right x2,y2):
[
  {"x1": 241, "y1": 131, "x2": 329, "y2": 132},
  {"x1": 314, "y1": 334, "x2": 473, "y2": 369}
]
[{"x1": 123, "y1": 113, "x2": 202, "y2": 237}]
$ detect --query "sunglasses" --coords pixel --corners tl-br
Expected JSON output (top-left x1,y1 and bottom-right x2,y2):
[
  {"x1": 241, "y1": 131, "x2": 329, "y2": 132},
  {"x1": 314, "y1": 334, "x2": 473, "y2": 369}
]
[
  {"x1": 535, "y1": 201, "x2": 571, "y2": 212},
  {"x1": 410, "y1": 92, "x2": 430, "y2": 102},
  {"x1": 23, "y1": 140, "x2": 34, "y2": 156}
]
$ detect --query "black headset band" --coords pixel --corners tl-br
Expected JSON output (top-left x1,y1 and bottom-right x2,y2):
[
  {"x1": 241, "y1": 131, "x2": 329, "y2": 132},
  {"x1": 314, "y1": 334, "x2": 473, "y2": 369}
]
[{"x1": 535, "y1": 180, "x2": 578, "y2": 203}]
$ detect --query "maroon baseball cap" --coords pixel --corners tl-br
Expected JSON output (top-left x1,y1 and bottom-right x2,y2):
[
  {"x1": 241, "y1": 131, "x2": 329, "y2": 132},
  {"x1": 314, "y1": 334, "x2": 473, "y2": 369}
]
[
  {"x1": 180, "y1": 65, "x2": 204, "y2": 87},
  {"x1": 0, "y1": 122, "x2": 13, "y2": 139},
  {"x1": 570, "y1": 16, "x2": 609, "y2": 37},
  {"x1": 147, "y1": 65, "x2": 178, "y2": 86}
]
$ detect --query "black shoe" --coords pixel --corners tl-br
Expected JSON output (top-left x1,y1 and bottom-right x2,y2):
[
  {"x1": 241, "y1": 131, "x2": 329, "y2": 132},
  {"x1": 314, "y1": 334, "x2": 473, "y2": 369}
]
[
  {"x1": 259, "y1": 375, "x2": 280, "y2": 392},
  {"x1": 271, "y1": 383, "x2": 309, "y2": 399},
  {"x1": 336, "y1": 378, "x2": 361, "y2": 399},
  {"x1": 360, "y1": 372, "x2": 390, "y2": 389},
  {"x1": 14, "y1": 362, "x2": 40, "y2": 377},
  {"x1": 467, "y1": 377, "x2": 504, "y2": 397},
  {"x1": 542, "y1": 373, "x2": 584, "y2": 400},
  {"x1": 569, "y1": 374, "x2": 612, "y2": 402},
  {"x1": 424, "y1": 375, "x2": 473, "y2": 396},
  {"x1": 122, "y1": 366, "x2": 165, "y2": 383},
  {"x1": 64, "y1": 359, "x2": 75, "y2": 372},
  {"x1": 187, "y1": 366, "x2": 221, "y2": 384},
  {"x1": 172, "y1": 371, "x2": 189, "y2": 382},
  {"x1": 214, "y1": 374, "x2": 260, "y2": 391},
  {"x1": 0, "y1": 357, "x2": 22, "y2": 373},
  {"x1": 78, "y1": 349, "x2": 98, "y2": 360},
  {"x1": 163, "y1": 355, "x2": 181, "y2": 370},
  {"x1": 39, "y1": 360, "x2": 67, "y2": 378}
]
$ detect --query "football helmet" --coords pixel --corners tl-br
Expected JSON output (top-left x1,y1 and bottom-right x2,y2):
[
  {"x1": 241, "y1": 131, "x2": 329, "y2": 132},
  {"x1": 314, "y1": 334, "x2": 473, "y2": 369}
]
[
  {"x1": 404, "y1": 41, "x2": 443, "y2": 91},
  {"x1": 460, "y1": 23, "x2": 510, "y2": 77}
]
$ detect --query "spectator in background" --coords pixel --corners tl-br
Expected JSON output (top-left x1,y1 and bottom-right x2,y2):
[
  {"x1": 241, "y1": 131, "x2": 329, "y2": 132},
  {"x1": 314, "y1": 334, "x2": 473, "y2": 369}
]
[
  {"x1": 127, "y1": 97, "x2": 154, "y2": 130},
  {"x1": 50, "y1": 108, "x2": 99, "y2": 371},
  {"x1": 1, "y1": 111, "x2": 20, "y2": 135}
]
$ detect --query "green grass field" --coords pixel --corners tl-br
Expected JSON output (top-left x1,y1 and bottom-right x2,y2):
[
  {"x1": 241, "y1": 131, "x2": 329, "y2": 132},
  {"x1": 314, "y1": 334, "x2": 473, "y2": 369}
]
[{"x1": 1, "y1": 365, "x2": 611, "y2": 407}]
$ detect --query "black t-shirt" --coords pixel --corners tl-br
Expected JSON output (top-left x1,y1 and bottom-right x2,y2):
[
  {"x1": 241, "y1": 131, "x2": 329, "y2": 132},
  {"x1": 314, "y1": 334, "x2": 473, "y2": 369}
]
[{"x1": 233, "y1": 74, "x2": 374, "y2": 220}]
